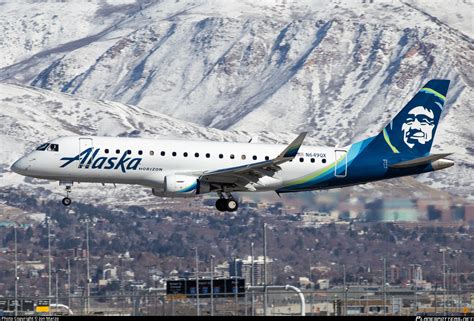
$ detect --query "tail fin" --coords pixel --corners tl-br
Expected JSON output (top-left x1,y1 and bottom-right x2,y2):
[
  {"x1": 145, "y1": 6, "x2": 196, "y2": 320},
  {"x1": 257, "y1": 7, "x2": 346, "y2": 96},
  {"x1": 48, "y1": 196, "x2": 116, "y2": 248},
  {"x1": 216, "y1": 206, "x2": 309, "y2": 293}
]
[{"x1": 371, "y1": 79, "x2": 450, "y2": 157}]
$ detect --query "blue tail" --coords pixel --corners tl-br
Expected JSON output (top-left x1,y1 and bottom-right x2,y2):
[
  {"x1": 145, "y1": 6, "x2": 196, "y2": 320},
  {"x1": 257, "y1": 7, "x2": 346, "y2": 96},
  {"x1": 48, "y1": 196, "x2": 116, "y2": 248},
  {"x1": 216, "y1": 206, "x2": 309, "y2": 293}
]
[{"x1": 368, "y1": 79, "x2": 450, "y2": 157}]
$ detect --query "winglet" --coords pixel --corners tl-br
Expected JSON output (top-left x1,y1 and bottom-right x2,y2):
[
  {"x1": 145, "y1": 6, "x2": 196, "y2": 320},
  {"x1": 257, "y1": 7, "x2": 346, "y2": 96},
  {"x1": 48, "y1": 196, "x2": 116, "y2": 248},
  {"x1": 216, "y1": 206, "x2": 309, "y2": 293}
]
[{"x1": 277, "y1": 132, "x2": 307, "y2": 159}]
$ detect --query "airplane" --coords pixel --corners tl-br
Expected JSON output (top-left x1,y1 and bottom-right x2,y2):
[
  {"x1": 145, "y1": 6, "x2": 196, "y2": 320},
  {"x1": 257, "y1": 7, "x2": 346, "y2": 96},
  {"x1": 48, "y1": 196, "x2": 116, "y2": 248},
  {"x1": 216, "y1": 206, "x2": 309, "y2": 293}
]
[{"x1": 11, "y1": 79, "x2": 454, "y2": 212}]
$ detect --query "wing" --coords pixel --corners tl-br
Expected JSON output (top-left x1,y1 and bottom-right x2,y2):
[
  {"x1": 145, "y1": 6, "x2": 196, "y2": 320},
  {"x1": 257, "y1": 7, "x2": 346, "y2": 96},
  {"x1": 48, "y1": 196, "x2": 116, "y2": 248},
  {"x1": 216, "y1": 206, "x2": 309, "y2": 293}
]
[{"x1": 197, "y1": 133, "x2": 307, "y2": 191}]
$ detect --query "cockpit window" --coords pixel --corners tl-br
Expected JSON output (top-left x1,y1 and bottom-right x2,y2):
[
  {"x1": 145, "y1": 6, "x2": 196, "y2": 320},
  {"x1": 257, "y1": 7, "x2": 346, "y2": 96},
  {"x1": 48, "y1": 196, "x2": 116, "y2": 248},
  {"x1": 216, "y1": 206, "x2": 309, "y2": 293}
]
[
  {"x1": 36, "y1": 143, "x2": 49, "y2": 151},
  {"x1": 48, "y1": 144, "x2": 59, "y2": 152},
  {"x1": 36, "y1": 143, "x2": 59, "y2": 152}
]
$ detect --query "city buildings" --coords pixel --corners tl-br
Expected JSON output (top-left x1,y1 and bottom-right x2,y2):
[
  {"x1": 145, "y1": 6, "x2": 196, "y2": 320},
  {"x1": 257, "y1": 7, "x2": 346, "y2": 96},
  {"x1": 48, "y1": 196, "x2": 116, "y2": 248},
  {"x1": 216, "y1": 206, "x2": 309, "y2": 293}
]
[{"x1": 229, "y1": 256, "x2": 274, "y2": 286}]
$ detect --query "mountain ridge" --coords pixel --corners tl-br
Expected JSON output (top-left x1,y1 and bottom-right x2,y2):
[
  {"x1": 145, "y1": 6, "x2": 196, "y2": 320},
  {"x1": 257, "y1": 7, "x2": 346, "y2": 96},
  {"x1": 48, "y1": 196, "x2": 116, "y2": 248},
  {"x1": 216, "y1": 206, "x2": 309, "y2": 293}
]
[{"x1": 0, "y1": 0, "x2": 472, "y2": 199}]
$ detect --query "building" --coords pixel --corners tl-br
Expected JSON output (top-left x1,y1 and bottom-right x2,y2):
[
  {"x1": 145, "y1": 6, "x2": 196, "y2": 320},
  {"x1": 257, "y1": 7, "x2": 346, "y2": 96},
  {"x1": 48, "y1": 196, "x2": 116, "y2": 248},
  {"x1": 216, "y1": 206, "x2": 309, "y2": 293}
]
[
  {"x1": 407, "y1": 264, "x2": 423, "y2": 284},
  {"x1": 102, "y1": 263, "x2": 118, "y2": 281},
  {"x1": 214, "y1": 261, "x2": 230, "y2": 278},
  {"x1": 382, "y1": 199, "x2": 418, "y2": 222},
  {"x1": 337, "y1": 197, "x2": 365, "y2": 220},
  {"x1": 416, "y1": 199, "x2": 451, "y2": 222},
  {"x1": 229, "y1": 258, "x2": 243, "y2": 277},
  {"x1": 450, "y1": 204, "x2": 465, "y2": 221},
  {"x1": 465, "y1": 204, "x2": 474, "y2": 224},
  {"x1": 228, "y1": 256, "x2": 273, "y2": 285},
  {"x1": 20, "y1": 260, "x2": 45, "y2": 271},
  {"x1": 298, "y1": 277, "x2": 311, "y2": 288},
  {"x1": 389, "y1": 265, "x2": 400, "y2": 284},
  {"x1": 317, "y1": 279, "x2": 330, "y2": 290},
  {"x1": 300, "y1": 211, "x2": 337, "y2": 225},
  {"x1": 73, "y1": 247, "x2": 88, "y2": 259}
]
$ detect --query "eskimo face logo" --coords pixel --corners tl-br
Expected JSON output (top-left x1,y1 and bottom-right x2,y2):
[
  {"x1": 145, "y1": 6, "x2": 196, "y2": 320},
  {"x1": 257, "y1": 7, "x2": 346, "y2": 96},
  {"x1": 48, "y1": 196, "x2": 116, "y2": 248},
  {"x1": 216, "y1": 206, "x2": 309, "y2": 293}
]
[
  {"x1": 401, "y1": 106, "x2": 436, "y2": 149},
  {"x1": 60, "y1": 148, "x2": 142, "y2": 173}
]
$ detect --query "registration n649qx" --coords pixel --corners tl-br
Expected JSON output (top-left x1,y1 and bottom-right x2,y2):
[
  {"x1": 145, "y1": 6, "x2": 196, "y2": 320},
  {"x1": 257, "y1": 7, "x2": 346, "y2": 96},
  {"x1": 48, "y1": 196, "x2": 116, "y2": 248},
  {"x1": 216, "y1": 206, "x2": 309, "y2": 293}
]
[{"x1": 12, "y1": 80, "x2": 454, "y2": 211}]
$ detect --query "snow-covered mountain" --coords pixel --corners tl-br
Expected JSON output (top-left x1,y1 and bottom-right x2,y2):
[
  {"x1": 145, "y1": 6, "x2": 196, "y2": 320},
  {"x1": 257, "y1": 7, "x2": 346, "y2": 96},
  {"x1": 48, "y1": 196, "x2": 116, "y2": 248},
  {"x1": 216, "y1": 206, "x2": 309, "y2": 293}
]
[
  {"x1": 0, "y1": 0, "x2": 472, "y2": 199},
  {"x1": 0, "y1": 82, "x2": 469, "y2": 203}
]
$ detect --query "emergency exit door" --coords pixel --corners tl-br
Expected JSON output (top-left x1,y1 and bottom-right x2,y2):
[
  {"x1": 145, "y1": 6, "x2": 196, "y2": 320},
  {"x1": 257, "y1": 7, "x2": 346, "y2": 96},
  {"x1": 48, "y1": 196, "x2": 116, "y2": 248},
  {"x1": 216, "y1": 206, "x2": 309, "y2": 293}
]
[{"x1": 334, "y1": 150, "x2": 347, "y2": 178}]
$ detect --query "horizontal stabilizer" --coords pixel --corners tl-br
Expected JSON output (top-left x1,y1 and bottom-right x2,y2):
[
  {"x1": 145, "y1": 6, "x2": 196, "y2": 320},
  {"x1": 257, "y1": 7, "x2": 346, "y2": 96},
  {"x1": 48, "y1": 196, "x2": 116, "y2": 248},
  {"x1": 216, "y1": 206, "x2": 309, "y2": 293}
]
[{"x1": 389, "y1": 153, "x2": 452, "y2": 169}]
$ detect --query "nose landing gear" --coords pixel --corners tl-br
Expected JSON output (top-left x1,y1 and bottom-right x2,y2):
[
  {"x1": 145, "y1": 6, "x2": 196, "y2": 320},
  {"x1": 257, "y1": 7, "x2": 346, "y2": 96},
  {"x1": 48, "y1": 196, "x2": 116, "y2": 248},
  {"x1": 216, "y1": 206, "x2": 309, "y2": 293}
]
[
  {"x1": 60, "y1": 182, "x2": 73, "y2": 206},
  {"x1": 215, "y1": 192, "x2": 238, "y2": 212}
]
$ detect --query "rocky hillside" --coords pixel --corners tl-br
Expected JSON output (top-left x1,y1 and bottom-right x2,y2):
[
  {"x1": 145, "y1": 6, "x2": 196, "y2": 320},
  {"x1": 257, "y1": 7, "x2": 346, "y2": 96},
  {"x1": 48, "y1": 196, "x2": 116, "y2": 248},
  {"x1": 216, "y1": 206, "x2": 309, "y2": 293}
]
[{"x1": 0, "y1": 0, "x2": 472, "y2": 199}]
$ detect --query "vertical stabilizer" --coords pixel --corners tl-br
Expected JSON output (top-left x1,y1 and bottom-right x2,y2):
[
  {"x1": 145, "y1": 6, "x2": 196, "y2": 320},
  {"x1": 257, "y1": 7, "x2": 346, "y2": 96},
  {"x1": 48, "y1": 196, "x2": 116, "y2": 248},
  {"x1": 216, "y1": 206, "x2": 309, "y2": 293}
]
[{"x1": 370, "y1": 79, "x2": 450, "y2": 157}]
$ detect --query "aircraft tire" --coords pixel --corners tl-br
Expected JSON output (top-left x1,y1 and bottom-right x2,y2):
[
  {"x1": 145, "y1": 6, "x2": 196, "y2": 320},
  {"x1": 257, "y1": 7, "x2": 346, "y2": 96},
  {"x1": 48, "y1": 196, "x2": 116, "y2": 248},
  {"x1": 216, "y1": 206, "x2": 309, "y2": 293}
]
[
  {"x1": 225, "y1": 199, "x2": 238, "y2": 212},
  {"x1": 215, "y1": 199, "x2": 227, "y2": 212},
  {"x1": 62, "y1": 197, "x2": 72, "y2": 206}
]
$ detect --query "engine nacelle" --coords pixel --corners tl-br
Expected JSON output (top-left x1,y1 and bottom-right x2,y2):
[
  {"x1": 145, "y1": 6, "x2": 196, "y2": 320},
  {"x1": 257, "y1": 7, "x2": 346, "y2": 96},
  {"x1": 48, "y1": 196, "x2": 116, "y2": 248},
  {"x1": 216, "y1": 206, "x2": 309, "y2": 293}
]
[
  {"x1": 152, "y1": 175, "x2": 211, "y2": 198},
  {"x1": 165, "y1": 174, "x2": 198, "y2": 194}
]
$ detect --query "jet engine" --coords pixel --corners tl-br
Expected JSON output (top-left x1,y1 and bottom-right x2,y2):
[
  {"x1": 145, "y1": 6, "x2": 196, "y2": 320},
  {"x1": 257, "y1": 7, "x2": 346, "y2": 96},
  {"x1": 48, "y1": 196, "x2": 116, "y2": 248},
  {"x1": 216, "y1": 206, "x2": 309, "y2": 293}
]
[{"x1": 152, "y1": 175, "x2": 211, "y2": 197}]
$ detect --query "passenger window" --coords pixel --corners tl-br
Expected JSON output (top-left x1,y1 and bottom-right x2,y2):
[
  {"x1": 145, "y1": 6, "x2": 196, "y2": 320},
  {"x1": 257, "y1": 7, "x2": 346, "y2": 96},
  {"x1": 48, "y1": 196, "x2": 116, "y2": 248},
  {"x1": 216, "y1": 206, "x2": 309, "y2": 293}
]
[
  {"x1": 105, "y1": 149, "x2": 109, "y2": 154},
  {"x1": 195, "y1": 153, "x2": 199, "y2": 158},
  {"x1": 138, "y1": 150, "x2": 143, "y2": 155},
  {"x1": 161, "y1": 151, "x2": 165, "y2": 156},
  {"x1": 127, "y1": 150, "x2": 132, "y2": 155},
  {"x1": 310, "y1": 158, "x2": 315, "y2": 163},
  {"x1": 252, "y1": 155, "x2": 257, "y2": 160},
  {"x1": 150, "y1": 151, "x2": 154, "y2": 156},
  {"x1": 116, "y1": 149, "x2": 120, "y2": 154},
  {"x1": 241, "y1": 155, "x2": 246, "y2": 160},
  {"x1": 183, "y1": 152, "x2": 188, "y2": 157},
  {"x1": 219, "y1": 154, "x2": 223, "y2": 159},
  {"x1": 206, "y1": 153, "x2": 210, "y2": 158},
  {"x1": 230, "y1": 154, "x2": 235, "y2": 159},
  {"x1": 299, "y1": 157, "x2": 304, "y2": 162},
  {"x1": 172, "y1": 152, "x2": 177, "y2": 157},
  {"x1": 322, "y1": 159, "x2": 327, "y2": 164},
  {"x1": 36, "y1": 143, "x2": 49, "y2": 151},
  {"x1": 265, "y1": 156, "x2": 270, "y2": 161}
]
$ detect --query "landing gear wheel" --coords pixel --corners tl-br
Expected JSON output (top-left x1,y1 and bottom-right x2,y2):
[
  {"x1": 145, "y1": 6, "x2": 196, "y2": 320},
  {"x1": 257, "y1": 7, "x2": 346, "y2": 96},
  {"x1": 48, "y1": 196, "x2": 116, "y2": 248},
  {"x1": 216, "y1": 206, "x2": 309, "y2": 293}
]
[
  {"x1": 215, "y1": 192, "x2": 239, "y2": 212},
  {"x1": 225, "y1": 199, "x2": 238, "y2": 212},
  {"x1": 215, "y1": 199, "x2": 227, "y2": 212},
  {"x1": 60, "y1": 182, "x2": 73, "y2": 206},
  {"x1": 62, "y1": 197, "x2": 72, "y2": 206}
]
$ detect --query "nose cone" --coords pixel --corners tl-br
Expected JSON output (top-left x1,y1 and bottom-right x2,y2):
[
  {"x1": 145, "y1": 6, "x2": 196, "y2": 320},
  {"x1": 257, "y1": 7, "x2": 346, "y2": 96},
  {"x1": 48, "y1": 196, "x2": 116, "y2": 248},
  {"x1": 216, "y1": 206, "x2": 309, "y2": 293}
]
[{"x1": 11, "y1": 157, "x2": 29, "y2": 175}]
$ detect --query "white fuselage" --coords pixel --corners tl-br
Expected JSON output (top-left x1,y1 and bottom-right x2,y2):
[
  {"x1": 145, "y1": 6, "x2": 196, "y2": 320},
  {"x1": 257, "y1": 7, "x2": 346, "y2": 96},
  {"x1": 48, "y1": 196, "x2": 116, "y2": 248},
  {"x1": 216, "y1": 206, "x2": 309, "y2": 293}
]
[{"x1": 12, "y1": 136, "x2": 341, "y2": 193}]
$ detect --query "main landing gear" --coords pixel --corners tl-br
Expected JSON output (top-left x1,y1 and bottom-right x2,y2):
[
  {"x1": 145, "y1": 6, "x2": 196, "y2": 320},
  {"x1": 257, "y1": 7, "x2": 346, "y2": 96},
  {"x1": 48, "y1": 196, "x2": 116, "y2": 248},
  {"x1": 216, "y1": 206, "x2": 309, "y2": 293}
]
[
  {"x1": 215, "y1": 192, "x2": 238, "y2": 212},
  {"x1": 61, "y1": 183, "x2": 72, "y2": 206}
]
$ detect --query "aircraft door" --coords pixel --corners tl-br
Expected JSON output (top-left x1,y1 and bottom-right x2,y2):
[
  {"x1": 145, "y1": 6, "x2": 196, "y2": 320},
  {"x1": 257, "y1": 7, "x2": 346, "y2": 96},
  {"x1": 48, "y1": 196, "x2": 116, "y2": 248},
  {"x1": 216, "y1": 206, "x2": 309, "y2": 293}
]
[
  {"x1": 78, "y1": 138, "x2": 93, "y2": 168},
  {"x1": 334, "y1": 149, "x2": 347, "y2": 178}
]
